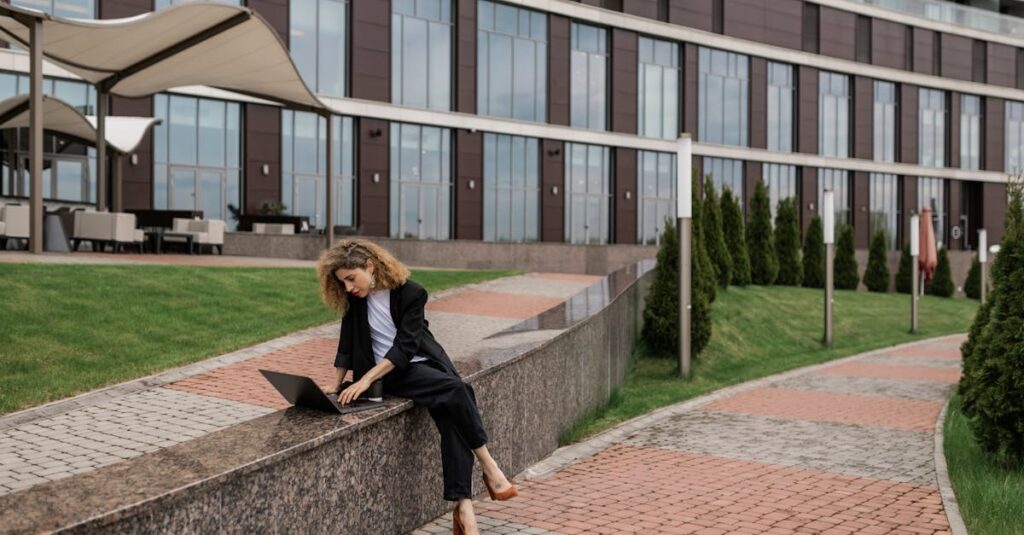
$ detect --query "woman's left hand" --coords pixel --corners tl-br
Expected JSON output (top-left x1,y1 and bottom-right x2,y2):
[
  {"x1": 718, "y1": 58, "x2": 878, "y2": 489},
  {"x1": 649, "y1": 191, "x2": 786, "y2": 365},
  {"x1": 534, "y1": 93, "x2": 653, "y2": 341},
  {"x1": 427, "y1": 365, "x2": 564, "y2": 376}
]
[{"x1": 338, "y1": 379, "x2": 369, "y2": 405}]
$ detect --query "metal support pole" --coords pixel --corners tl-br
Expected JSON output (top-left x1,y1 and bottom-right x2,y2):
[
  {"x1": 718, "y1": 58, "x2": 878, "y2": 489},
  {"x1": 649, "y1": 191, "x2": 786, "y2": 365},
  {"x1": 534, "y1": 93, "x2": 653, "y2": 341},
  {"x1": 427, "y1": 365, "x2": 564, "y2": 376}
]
[
  {"x1": 111, "y1": 154, "x2": 123, "y2": 212},
  {"x1": 679, "y1": 216, "x2": 692, "y2": 379},
  {"x1": 324, "y1": 113, "x2": 334, "y2": 249},
  {"x1": 28, "y1": 20, "x2": 43, "y2": 254},
  {"x1": 978, "y1": 229, "x2": 988, "y2": 305},
  {"x1": 825, "y1": 243, "x2": 834, "y2": 346},
  {"x1": 97, "y1": 91, "x2": 108, "y2": 211},
  {"x1": 910, "y1": 214, "x2": 920, "y2": 333}
]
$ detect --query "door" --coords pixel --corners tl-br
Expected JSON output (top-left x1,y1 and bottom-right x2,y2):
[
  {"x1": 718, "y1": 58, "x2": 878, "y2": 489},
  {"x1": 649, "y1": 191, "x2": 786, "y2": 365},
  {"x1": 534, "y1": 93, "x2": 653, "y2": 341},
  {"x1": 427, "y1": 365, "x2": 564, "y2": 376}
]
[
  {"x1": 170, "y1": 168, "x2": 196, "y2": 211},
  {"x1": 198, "y1": 171, "x2": 225, "y2": 221},
  {"x1": 961, "y1": 181, "x2": 983, "y2": 251}
]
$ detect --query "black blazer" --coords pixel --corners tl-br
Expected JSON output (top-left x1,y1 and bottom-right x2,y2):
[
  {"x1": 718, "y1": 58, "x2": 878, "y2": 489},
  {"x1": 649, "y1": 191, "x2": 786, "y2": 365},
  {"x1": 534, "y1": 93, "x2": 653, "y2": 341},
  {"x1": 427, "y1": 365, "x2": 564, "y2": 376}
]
[{"x1": 334, "y1": 279, "x2": 457, "y2": 380}]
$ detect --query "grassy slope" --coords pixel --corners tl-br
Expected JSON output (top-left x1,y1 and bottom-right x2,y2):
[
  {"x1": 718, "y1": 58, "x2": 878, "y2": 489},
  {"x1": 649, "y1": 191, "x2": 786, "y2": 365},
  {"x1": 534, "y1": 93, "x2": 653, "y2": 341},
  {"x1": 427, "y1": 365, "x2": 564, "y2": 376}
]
[
  {"x1": 561, "y1": 284, "x2": 978, "y2": 444},
  {"x1": 0, "y1": 264, "x2": 518, "y2": 415}
]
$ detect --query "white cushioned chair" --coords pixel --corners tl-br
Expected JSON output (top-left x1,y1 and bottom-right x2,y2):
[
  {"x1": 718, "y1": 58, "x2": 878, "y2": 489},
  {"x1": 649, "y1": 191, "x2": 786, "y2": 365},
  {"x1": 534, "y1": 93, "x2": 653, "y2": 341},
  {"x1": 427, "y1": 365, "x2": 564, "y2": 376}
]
[
  {"x1": 72, "y1": 211, "x2": 144, "y2": 253},
  {"x1": 253, "y1": 222, "x2": 295, "y2": 235},
  {"x1": 167, "y1": 218, "x2": 225, "y2": 254},
  {"x1": 0, "y1": 204, "x2": 29, "y2": 250}
]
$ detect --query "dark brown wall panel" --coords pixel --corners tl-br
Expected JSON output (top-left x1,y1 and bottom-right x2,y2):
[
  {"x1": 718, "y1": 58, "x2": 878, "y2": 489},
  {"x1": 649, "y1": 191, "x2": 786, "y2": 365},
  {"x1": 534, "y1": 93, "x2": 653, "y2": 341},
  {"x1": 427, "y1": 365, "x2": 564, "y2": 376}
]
[
  {"x1": 853, "y1": 171, "x2": 869, "y2": 248},
  {"x1": 722, "y1": 0, "x2": 802, "y2": 51},
  {"x1": 798, "y1": 66, "x2": 818, "y2": 154},
  {"x1": 948, "y1": 180, "x2": 961, "y2": 250},
  {"x1": 949, "y1": 93, "x2": 961, "y2": 169},
  {"x1": 802, "y1": 2, "x2": 819, "y2": 54},
  {"x1": 983, "y1": 182, "x2": 1007, "y2": 245},
  {"x1": 623, "y1": 0, "x2": 658, "y2": 19},
  {"x1": 611, "y1": 29, "x2": 638, "y2": 135},
  {"x1": 987, "y1": 43, "x2": 1017, "y2": 89},
  {"x1": 351, "y1": 0, "x2": 390, "y2": 102},
  {"x1": 243, "y1": 104, "x2": 281, "y2": 214},
  {"x1": 750, "y1": 58, "x2": 767, "y2": 150},
  {"x1": 985, "y1": 98, "x2": 1005, "y2": 173},
  {"x1": 455, "y1": 130, "x2": 483, "y2": 240},
  {"x1": 456, "y1": 0, "x2": 477, "y2": 113},
  {"x1": 818, "y1": 6, "x2": 856, "y2": 62},
  {"x1": 900, "y1": 85, "x2": 919, "y2": 164},
  {"x1": 743, "y1": 161, "x2": 761, "y2": 215},
  {"x1": 549, "y1": 15, "x2": 571, "y2": 127},
  {"x1": 853, "y1": 76, "x2": 872, "y2": 160},
  {"x1": 912, "y1": 28, "x2": 936, "y2": 75},
  {"x1": 614, "y1": 148, "x2": 637, "y2": 244},
  {"x1": 669, "y1": 0, "x2": 714, "y2": 32},
  {"x1": 100, "y1": 0, "x2": 150, "y2": 18},
  {"x1": 939, "y1": 33, "x2": 973, "y2": 82},
  {"x1": 112, "y1": 96, "x2": 153, "y2": 210},
  {"x1": 247, "y1": 0, "x2": 289, "y2": 44},
  {"x1": 358, "y1": 119, "x2": 390, "y2": 236},
  {"x1": 800, "y1": 166, "x2": 816, "y2": 234},
  {"x1": 683, "y1": 44, "x2": 699, "y2": 137},
  {"x1": 541, "y1": 140, "x2": 565, "y2": 242},
  {"x1": 871, "y1": 19, "x2": 907, "y2": 70}
]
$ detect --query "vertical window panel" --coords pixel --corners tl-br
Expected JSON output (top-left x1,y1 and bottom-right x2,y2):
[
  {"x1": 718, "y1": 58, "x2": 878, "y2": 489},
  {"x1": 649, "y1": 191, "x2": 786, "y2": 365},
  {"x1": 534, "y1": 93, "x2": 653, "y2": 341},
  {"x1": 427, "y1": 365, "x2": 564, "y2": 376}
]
[
  {"x1": 637, "y1": 151, "x2": 676, "y2": 245},
  {"x1": 1006, "y1": 101, "x2": 1024, "y2": 173},
  {"x1": 869, "y1": 173, "x2": 901, "y2": 250},
  {"x1": 918, "y1": 177, "x2": 947, "y2": 247},
  {"x1": 873, "y1": 81, "x2": 897, "y2": 163},
  {"x1": 763, "y1": 163, "x2": 797, "y2": 222},
  {"x1": 477, "y1": 1, "x2": 547, "y2": 122},
  {"x1": 564, "y1": 143, "x2": 610, "y2": 244},
  {"x1": 919, "y1": 88, "x2": 946, "y2": 167},
  {"x1": 290, "y1": 0, "x2": 347, "y2": 97},
  {"x1": 818, "y1": 169, "x2": 851, "y2": 225},
  {"x1": 767, "y1": 62, "x2": 794, "y2": 153},
  {"x1": 639, "y1": 37, "x2": 680, "y2": 139},
  {"x1": 389, "y1": 123, "x2": 452, "y2": 240},
  {"x1": 819, "y1": 71, "x2": 851, "y2": 158},
  {"x1": 699, "y1": 47, "x2": 749, "y2": 146}
]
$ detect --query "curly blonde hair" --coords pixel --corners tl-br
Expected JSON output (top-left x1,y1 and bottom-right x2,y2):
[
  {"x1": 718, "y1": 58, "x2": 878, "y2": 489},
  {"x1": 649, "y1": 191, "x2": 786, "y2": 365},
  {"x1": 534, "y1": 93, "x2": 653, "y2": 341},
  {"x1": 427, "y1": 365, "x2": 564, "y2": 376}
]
[{"x1": 316, "y1": 239, "x2": 411, "y2": 315}]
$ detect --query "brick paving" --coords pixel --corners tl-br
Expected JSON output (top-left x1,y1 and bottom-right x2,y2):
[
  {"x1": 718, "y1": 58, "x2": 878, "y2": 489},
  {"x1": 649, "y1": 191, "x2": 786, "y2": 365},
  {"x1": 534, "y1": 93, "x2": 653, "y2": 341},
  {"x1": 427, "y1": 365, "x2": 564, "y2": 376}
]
[{"x1": 415, "y1": 336, "x2": 963, "y2": 534}]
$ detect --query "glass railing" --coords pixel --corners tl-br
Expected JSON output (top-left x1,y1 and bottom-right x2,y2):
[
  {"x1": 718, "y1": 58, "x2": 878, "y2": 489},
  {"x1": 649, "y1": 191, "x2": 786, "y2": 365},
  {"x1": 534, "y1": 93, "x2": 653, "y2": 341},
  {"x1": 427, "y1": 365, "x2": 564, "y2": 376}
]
[{"x1": 851, "y1": 0, "x2": 1024, "y2": 37}]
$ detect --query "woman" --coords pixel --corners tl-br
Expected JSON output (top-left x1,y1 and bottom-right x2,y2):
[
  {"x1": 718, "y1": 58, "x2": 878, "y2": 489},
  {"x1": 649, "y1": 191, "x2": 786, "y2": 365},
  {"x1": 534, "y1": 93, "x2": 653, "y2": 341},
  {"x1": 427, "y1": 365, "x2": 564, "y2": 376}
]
[{"x1": 316, "y1": 238, "x2": 517, "y2": 535}]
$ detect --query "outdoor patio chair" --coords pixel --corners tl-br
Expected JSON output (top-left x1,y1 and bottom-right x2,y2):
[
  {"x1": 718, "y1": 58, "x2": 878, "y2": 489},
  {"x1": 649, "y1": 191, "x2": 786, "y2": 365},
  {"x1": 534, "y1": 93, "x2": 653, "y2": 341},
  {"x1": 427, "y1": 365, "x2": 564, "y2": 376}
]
[
  {"x1": 167, "y1": 218, "x2": 225, "y2": 254},
  {"x1": 0, "y1": 204, "x2": 29, "y2": 250},
  {"x1": 72, "y1": 211, "x2": 145, "y2": 253},
  {"x1": 253, "y1": 222, "x2": 295, "y2": 235}
]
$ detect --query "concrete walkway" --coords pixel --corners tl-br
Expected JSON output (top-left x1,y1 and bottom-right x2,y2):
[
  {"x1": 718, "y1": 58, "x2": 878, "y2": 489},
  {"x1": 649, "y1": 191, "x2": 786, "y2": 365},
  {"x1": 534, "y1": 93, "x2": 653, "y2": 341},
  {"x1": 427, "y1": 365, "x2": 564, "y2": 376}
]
[
  {"x1": 0, "y1": 270, "x2": 602, "y2": 498},
  {"x1": 414, "y1": 336, "x2": 964, "y2": 535}
]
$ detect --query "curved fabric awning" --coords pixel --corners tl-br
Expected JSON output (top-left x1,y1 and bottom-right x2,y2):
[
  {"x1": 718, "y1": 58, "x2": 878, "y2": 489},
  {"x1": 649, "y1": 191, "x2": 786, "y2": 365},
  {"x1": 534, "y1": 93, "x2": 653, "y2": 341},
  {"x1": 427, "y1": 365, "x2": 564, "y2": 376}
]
[
  {"x1": 0, "y1": 94, "x2": 161, "y2": 153},
  {"x1": 0, "y1": 3, "x2": 325, "y2": 112}
]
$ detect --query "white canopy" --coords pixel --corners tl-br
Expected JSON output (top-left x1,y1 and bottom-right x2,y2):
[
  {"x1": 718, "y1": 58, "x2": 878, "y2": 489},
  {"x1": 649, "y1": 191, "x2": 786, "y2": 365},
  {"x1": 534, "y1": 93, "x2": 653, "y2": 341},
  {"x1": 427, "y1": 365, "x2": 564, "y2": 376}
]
[
  {"x1": 0, "y1": 94, "x2": 160, "y2": 153},
  {"x1": 0, "y1": 2, "x2": 325, "y2": 112}
]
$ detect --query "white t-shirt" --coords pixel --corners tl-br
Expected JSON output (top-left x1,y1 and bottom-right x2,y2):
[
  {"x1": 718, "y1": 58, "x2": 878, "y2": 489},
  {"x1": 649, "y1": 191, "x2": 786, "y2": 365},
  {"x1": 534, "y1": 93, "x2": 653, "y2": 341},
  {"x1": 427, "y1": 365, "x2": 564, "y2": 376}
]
[{"x1": 367, "y1": 289, "x2": 427, "y2": 365}]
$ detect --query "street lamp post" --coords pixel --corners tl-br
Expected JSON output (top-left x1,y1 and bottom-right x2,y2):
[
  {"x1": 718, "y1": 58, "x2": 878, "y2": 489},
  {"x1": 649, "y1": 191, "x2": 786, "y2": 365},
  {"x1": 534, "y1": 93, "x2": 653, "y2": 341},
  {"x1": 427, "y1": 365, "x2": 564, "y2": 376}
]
[
  {"x1": 911, "y1": 214, "x2": 920, "y2": 333},
  {"x1": 823, "y1": 190, "x2": 834, "y2": 347},
  {"x1": 677, "y1": 134, "x2": 692, "y2": 379},
  {"x1": 978, "y1": 229, "x2": 987, "y2": 304}
]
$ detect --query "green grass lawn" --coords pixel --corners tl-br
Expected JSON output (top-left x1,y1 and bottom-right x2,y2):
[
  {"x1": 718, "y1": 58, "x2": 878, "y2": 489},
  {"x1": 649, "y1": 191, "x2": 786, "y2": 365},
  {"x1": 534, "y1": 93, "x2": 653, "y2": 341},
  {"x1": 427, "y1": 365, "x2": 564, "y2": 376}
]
[
  {"x1": 0, "y1": 264, "x2": 518, "y2": 415},
  {"x1": 561, "y1": 284, "x2": 978, "y2": 444},
  {"x1": 944, "y1": 394, "x2": 1024, "y2": 534}
]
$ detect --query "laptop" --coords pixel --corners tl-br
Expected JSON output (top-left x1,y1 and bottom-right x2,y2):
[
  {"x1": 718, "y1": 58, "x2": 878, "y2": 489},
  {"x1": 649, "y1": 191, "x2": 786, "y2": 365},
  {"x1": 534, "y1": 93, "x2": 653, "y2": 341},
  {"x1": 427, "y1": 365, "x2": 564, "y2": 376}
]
[{"x1": 258, "y1": 369, "x2": 383, "y2": 415}]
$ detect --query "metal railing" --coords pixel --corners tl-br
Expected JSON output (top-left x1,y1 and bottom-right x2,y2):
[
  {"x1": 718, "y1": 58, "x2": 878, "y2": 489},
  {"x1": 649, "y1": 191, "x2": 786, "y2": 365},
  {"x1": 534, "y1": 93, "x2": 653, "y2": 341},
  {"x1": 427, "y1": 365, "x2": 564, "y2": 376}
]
[{"x1": 851, "y1": 0, "x2": 1024, "y2": 37}]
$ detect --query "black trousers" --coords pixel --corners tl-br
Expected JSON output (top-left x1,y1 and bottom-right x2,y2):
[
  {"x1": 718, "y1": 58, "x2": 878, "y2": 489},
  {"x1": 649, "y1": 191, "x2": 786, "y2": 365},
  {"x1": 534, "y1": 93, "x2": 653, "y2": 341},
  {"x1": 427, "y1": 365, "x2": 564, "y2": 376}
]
[{"x1": 385, "y1": 360, "x2": 488, "y2": 501}]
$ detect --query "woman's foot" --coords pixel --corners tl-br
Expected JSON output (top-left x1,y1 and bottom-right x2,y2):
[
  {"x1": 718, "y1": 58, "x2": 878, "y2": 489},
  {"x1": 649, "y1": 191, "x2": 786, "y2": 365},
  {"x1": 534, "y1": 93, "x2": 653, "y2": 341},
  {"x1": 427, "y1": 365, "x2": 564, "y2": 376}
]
[
  {"x1": 454, "y1": 499, "x2": 479, "y2": 535},
  {"x1": 481, "y1": 463, "x2": 513, "y2": 493}
]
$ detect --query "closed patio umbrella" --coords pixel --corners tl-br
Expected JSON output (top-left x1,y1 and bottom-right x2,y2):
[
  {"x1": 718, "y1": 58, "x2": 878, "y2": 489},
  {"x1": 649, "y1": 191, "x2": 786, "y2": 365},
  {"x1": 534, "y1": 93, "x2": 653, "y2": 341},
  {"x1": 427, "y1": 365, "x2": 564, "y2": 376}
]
[{"x1": 919, "y1": 207, "x2": 938, "y2": 283}]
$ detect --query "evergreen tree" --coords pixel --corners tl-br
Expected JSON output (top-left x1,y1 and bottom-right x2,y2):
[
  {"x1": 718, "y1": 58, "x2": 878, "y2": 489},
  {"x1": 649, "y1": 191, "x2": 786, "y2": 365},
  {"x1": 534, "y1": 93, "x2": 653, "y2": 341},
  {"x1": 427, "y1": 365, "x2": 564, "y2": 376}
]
[
  {"x1": 773, "y1": 198, "x2": 803, "y2": 286},
  {"x1": 927, "y1": 246, "x2": 955, "y2": 297},
  {"x1": 863, "y1": 230, "x2": 891, "y2": 292},
  {"x1": 692, "y1": 173, "x2": 717, "y2": 304},
  {"x1": 641, "y1": 223, "x2": 713, "y2": 357},
  {"x1": 895, "y1": 243, "x2": 913, "y2": 294},
  {"x1": 721, "y1": 188, "x2": 751, "y2": 286},
  {"x1": 960, "y1": 179, "x2": 1024, "y2": 462},
  {"x1": 747, "y1": 181, "x2": 778, "y2": 285},
  {"x1": 964, "y1": 254, "x2": 981, "y2": 299},
  {"x1": 703, "y1": 177, "x2": 732, "y2": 287},
  {"x1": 835, "y1": 224, "x2": 860, "y2": 290},
  {"x1": 802, "y1": 216, "x2": 825, "y2": 289}
]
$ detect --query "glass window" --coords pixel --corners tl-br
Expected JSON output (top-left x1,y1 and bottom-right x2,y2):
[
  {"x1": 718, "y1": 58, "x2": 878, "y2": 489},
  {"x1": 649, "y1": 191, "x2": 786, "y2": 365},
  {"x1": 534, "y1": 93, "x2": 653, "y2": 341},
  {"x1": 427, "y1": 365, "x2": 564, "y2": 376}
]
[
  {"x1": 918, "y1": 177, "x2": 947, "y2": 247},
  {"x1": 483, "y1": 133, "x2": 539, "y2": 242},
  {"x1": 1007, "y1": 101, "x2": 1024, "y2": 173},
  {"x1": 873, "y1": 81, "x2": 897, "y2": 163},
  {"x1": 699, "y1": 47, "x2": 748, "y2": 146},
  {"x1": 869, "y1": 173, "x2": 900, "y2": 250},
  {"x1": 763, "y1": 163, "x2": 797, "y2": 222},
  {"x1": 389, "y1": 123, "x2": 452, "y2": 240},
  {"x1": 564, "y1": 143, "x2": 610, "y2": 244},
  {"x1": 477, "y1": 1, "x2": 547, "y2": 122},
  {"x1": 919, "y1": 88, "x2": 946, "y2": 167},
  {"x1": 960, "y1": 95, "x2": 982, "y2": 171},
  {"x1": 570, "y1": 23, "x2": 608, "y2": 130},
  {"x1": 152, "y1": 94, "x2": 242, "y2": 228},
  {"x1": 703, "y1": 157, "x2": 743, "y2": 199},
  {"x1": 767, "y1": 62, "x2": 793, "y2": 153},
  {"x1": 281, "y1": 111, "x2": 356, "y2": 230},
  {"x1": 0, "y1": 73, "x2": 96, "y2": 203},
  {"x1": 290, "y1": 0, "x2": 348, "y2": 97},
  {"x1": 819, "y1": 71, "x2": 850, "y2": 158},
  {"x1": 637, "y1": 151, "x2": 675, "y2": 245},
  {"x1": 392, "y1": 0, "x2": 452, "y2": 110},
  {"x1": 818, "y1": 168, "x2": 850, "y2": 225},
  {"x1": 13, "y1": 0, "x2": 95, "y2": 17},
  {"x1": 639, "y1": 36, "x2": 680, "y2": 140}
]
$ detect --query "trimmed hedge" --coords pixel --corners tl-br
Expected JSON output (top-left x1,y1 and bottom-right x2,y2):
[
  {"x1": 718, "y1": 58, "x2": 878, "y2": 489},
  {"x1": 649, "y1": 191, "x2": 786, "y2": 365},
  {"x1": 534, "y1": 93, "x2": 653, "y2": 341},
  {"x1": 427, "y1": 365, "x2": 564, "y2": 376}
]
[
  {"x1": 721, "y1": 187, "x2": 751, "y2": 286},
  {"x1": 802, "y1": 216, "x2": 825, "y2": 289},
  {"x1": 895, "y1": 243, "x2": 913, "y2": 294},
  {"x1": 747, "y1": 181, "x2": 778, "y2": 285},
  {"x1": 863, "y1": 230, "x2": 891, "y2": 292},
  {"x1": 964, "y1": 254, "x2": 981, "y2": 300},
  {"x1": 774, "y1": 198, "x2": 803, "y2": 286},
  {"x1": 835, "y1": 224, "x2": 860, "y2": 290},
  {"x1": 703, "y1": 177, "x2": 732, "y2": 287},
  {"x1": 928, "y1": 247, "x2": 955, "y2": 297}
]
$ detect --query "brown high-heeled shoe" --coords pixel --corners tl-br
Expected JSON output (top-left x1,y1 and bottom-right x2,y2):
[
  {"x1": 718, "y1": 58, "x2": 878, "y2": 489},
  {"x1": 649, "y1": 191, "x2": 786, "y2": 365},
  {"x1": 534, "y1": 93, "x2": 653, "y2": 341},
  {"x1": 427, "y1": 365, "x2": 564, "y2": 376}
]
[
  {"x1": 453, "y1": 504, "x2": 464, "y2": 535},
  {"x1": 483, "y1": 473, "x2": 518, "y2": 501}
]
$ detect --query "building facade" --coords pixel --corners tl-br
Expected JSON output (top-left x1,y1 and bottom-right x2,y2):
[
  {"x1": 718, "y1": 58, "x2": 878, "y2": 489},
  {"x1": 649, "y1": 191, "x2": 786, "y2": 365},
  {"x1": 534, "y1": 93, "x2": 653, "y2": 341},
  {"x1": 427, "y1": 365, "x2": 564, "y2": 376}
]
[{"x1": 2, "y1": 0, "x2": 1023, "y2": 250}]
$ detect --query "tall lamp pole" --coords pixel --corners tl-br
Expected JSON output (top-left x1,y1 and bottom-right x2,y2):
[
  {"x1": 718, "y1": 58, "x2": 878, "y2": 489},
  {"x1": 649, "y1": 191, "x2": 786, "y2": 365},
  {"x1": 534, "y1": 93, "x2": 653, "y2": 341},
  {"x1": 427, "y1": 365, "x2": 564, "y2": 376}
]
[
  {"x1": 978, "y1": 229, "x2": 987, "y2": 304},
  {"x1": 677, "y1": 134, "x2": 692, "y2": 379},
  {"x1": 823, "y1": 190, "x2": 835, "y2": 346},
  {"x1": 911, "y1": 214, "x2": 920, "y2": 333}
]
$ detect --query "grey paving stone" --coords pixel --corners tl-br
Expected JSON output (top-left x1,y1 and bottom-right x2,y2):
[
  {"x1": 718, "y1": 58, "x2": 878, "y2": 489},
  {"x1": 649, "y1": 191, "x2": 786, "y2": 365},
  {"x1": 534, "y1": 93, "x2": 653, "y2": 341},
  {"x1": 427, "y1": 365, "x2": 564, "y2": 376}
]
[
  {"x1": 413, "y1": 515, "x2": 565, "y2": 535},
  {"x1": 858, "y1": 354, "x2": 963, "y2": 368},
  {"x1": 773, "y1": 373, "x2": 954, "y2": 401}
]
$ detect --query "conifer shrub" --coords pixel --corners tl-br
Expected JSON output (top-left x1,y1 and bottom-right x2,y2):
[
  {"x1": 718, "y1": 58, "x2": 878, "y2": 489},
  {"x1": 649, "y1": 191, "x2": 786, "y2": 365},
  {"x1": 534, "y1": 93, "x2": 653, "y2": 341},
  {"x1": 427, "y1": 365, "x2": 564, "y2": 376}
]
[
  {"x1": 928, "y1": 247, "x2": 955, "y2": 297},
  {"x1": 692, "y1": 173, "x2": 717, "y2": 304},
  {"x1": 963, "y1": 254, "x2": 981, "y2": 300},
  {"x1": 703, "y1": 177, "x2": 732, "y2": 288},
  {"x1": 863, "y1": 229, "x2": 891, "y2": 292},
  {"x1": 834, "y1": 224, "x2": 860, "y2": 290},
  {"x1": 747, "y1": 181, "x2": 777, "y2": 285},
  {"x1": 721, "y1": 188, "x2": 751, "y2": 286},
  {"x1": 773, "y1": 198, "x2": 803, "y2": 286},
  {"x1": 895, "y1": 243, "x2": 913, "y2": 294},
  {"x1": 802, "y1": 216, "x2": 825, "y2": 289}
]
